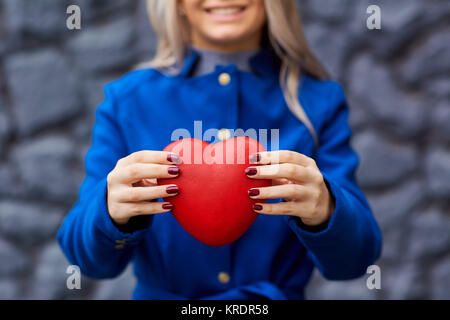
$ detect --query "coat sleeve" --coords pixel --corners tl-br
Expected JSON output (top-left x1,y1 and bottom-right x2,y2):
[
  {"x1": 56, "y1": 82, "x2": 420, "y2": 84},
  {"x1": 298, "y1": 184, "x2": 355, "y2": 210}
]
[
  {"x1": 286, "y1": 81, "x2": 382, "y2": 280},
  {"x1": 57, "y1": 83, "x2": 152, "y2": 279}
]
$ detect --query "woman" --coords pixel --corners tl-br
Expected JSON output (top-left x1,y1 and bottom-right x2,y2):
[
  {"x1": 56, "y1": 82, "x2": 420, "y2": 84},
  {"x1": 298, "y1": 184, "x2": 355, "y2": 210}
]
[{"x1": 58, "y1": 0, "x2": 382, "y2": 299}]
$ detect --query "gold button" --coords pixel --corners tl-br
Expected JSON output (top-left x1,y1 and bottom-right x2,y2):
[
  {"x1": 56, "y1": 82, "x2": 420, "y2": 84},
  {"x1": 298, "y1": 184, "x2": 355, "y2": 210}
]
[
  {"x1": 115, "y1": 239, "x2": 127, "y2": 244},
  {"x1": 218, "y1": 73, "x2": 231, "y2": 86},
  {"x1": 114, "y1": 244, "x2": 125, "y2": 250},
  {"x1": 218, "y1": 128, "x2": 231, "y2": 141},
  {"x1": 218, "y1": 271, "x2": 230, "y2": 284}
]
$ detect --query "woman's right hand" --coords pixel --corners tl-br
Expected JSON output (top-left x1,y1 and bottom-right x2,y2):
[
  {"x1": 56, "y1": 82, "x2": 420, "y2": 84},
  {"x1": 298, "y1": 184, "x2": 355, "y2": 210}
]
[{"x1": 106, "y1": 151, "x2": 181, "y2": 225}]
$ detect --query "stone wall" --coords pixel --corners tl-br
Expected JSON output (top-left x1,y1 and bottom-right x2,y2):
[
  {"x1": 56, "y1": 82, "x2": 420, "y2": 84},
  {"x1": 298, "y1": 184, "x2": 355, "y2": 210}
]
[{"x1": 0, "y1": 0, "x2": 448, "y2": 299}]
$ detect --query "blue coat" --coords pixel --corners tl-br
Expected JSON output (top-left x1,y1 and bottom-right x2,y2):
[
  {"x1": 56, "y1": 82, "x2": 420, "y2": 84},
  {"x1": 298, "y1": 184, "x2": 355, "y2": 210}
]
[{"x1": 57, "y1": 46, "x2": 382, "y2": 300}]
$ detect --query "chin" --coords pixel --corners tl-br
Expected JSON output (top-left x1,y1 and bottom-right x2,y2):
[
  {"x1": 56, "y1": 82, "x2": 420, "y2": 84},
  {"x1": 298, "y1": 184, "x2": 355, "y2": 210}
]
[{"x1": 204, "y1": 29, "x2": 250, "y2": 44}]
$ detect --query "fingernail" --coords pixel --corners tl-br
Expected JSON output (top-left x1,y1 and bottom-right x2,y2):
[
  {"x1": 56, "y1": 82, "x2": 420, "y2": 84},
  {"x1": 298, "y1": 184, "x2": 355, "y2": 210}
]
[
  {"x1": 166, "y1": 186, "x2": 179, "y2": 194},
  {"x1": 162, "y1": 203, "x2": 174, "y2": 210},
  {"x1": 249, "y1": 153, "x2": 261, "y2": 163},
  {"x1": 168, "y1": 167, "x2": 180, "y2": 175},
  {"x1": 248, "y1": 189, "x2": 260, "y2": 197},
  {"x1": 253, "y1": 204, "x2": 263, "y2": 211},
  {"x1": 245, "y1": 167, "x2": 257, "y2": 176},
  {"x1": 167, "y1": 154, "x2": 181, "y2": 164}
]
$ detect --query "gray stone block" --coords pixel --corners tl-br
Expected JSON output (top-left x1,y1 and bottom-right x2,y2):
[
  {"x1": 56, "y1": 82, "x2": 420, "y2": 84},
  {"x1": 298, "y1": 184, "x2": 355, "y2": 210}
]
[
  {"x1": 66, "y1": 17, "x2": 138, "y2": 73},
  {"x1": 353, "y1": 131, "x2": 419, "y2": 189},
  {"x1": 0, "y1": 279, "x2": 22, "y2": 300},
  {"x1": 27, "y1": 242, "x2": 93, "y2": 299},
  {"x1": 400, "y1": 29, "x2": 450, "y2": 85},
  {"x1": 347, "y1": 101, "x2": 370, "y2": 133},
  {"x1": 92, "y1": 265, "x2": 136, "y2": 300},
  {"x1": 426, "y1": 77, "x2": 450, "y2": 100},
  {"x1": 304, "y1": 22, "x2": 350, "y2": 78},
  {"x1": 348, "y1": 55, "x2": 427, "y2": 138},
  {"x1": 136, "y1": 0, "x2": 157, "y2": 60},
  {"x1": 303, "y1": 0, "x2": 353, "y2": 22},
  {"x1": 11, "y1": 135, "x2": 81, "y2": 203},
  {"x1": 305, "y1": 269, "x2": 377, "y2": 300},
  {"x1": 431, "y1": 256, "x2": 450, "y2": 299},
  {"x1": 380, "y1": 263, "x2": 425, "y2": 299},
  {"x1": 431, "y1": 102, "x2": 450, "y2": 142},
  {"x1": 368, "y1": 0, "x2": 424, "y2": 58},
  {"x1": 82, "y1": 75, "x2": 118, "y2": 114},
  {"x1": 378, "y1": 225, "x2": 407, "y2": 263},
  {"x1": 407, "y1": 209, "x2": 450, "y2": 260},
  {"x1": 72, "y1": 0, "x2": 135, "y2": 22},
  {"x1": 3, "y1": 0, "x2": 69, "y2": 38},
  {"x1": 4, "y1": 48, "x2": 82, "y2": 136},
  {"x1": 426, "y1": 148, "x2": 450, "y2": 199},
  {"x1": 0, "y1": 201, "x2": 64, "y2": 246},
  {"x1": 0, "y1": 104, "x2": 11, "y2": 153},
  {"x1": 367, "y1": 179, "x2": 425, "y2": 231},
  {"x1": 0, "y1": 164, "x2": 24, "y2": 198},
  {"x1": 0, "y1": 238, "x2": 29, "y2": 277}
]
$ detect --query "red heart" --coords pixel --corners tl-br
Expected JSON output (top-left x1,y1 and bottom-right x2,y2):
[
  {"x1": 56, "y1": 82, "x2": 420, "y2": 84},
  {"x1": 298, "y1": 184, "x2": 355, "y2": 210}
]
[{"x1": 159, "y1": 137, "x2": 271, "y2": 247}]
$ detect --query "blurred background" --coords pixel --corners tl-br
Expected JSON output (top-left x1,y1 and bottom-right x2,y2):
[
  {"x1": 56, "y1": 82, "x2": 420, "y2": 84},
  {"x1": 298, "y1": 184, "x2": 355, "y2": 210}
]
[{"x1": 0, "y1": 0, "x2": 449, "y2": 299}]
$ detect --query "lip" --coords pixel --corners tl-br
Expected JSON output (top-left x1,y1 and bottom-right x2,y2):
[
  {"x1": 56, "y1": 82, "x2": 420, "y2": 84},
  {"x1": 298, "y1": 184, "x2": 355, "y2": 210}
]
[{"x1": 204, "y1": 5, "x2": 248, "y2": 22}]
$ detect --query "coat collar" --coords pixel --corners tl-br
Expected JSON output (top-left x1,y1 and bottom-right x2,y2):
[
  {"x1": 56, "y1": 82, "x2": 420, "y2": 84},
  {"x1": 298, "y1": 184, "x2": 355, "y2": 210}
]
[{"x1": 179, "y1": 45, "x2": 280, "y2": 78}]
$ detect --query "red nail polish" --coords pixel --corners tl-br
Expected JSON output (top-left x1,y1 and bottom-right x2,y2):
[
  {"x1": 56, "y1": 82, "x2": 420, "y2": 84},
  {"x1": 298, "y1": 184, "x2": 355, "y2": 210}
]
[
  {"x1": 168, "y1": 167, "x2": 180, "y2": 175},
  {"x1": 167, "y1": 154, "x2": 180, "y2": 164},
  {"x1": 166, "y1": 186, "x2": 179, "y2": 194},
  {"x1": 253, "y1": 204, "x2": 263, "y2": 211},
  {"x1": 248, "y1": 189, "x2": 260, "y2": 197},
  {"x1": 249, "y1": 153, "x2": 261, "y2": 163},
  {"x1": 245, "y1": 167, "x2": 257, "y2": 176},
  {"x1": 162, "y1": 203, "x2": 173, "y2": 210}
]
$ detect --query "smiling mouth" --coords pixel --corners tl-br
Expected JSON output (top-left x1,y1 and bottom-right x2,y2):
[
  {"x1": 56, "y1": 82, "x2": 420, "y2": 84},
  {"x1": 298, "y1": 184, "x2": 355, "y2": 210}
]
[{"x1": 205, "y1": 6, "x2": 247, "y2": 16}]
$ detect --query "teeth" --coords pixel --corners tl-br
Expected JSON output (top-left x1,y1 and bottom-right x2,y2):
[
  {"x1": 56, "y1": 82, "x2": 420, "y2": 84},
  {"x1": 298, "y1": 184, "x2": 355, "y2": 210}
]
[{"x1": 209, "y1": 7, "x2": 243, "y2": 15}]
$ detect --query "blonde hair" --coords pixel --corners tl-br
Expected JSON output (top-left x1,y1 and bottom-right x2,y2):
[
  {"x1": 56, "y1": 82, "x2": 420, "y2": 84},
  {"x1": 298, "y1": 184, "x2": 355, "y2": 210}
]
[{"x1": 141, "y1": 0, "x2": 329, "y2": 146}]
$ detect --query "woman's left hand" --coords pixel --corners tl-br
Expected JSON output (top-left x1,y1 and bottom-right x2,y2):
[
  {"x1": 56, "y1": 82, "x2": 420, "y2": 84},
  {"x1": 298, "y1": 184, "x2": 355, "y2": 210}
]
[{"x1": 245, "y1": 151, "x2": 335, "y2": 226}]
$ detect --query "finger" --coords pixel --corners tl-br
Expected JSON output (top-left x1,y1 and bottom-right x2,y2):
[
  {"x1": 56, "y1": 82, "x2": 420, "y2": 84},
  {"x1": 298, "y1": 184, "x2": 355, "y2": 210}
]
[
  {"x1": 245, "y1": 163, "x2": 313, "y2": 182},
  {"x1": 119, "y1": 150, "x2": 182, "y2": 167},
  {"x1": 272, "y1": 178, "x2": 295, "y2": 186},
  {"x1": 250, "y1": 150, "x2": 315, "y2": 167},
  {"x1": 127, "y1": 201, "x2": 174, "y2": 217},
  {"x1": 132, "y1": 178, "x2": 158, "y2": 187},
  {"x1": 252, "y1": 202, "x2": 299, "y2": 215},
  {"x1": 248, "y1": 184, "x2": 309, "y2": 200},
  {"x1": 120, "y1": 163, "x2": 180, "y2": 183},
  {"x1": 115, "y1": 185, "x2": 179, "y2": 202}
]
